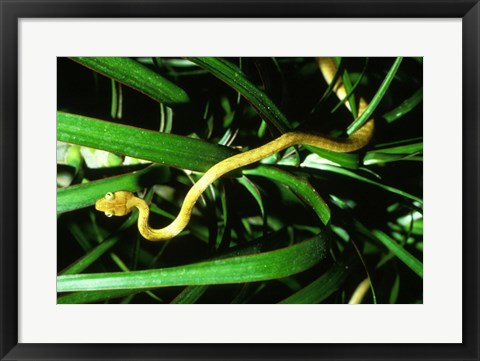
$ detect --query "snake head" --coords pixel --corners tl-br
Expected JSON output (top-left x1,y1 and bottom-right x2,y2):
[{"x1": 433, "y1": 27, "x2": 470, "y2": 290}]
[{"x1": 95, "y1": 191, "x2": 135, "y2": 217}]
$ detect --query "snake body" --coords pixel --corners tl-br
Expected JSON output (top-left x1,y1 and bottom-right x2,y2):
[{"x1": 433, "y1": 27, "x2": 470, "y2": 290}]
[{"x1": 95, "y1": 58, "x2": 374, "y2": 241}]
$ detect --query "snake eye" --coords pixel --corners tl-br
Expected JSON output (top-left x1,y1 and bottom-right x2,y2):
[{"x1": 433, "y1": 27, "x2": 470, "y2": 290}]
[
  {"x1": 105, "y1": 192, "x2": 114, "y2": 200},
  {"x1": 105, "y1": 212, "x2": 113, "y2": 218}
]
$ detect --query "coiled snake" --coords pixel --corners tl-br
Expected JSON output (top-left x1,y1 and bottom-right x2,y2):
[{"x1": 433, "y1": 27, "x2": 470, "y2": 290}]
[{"x1": 95, "y1": 58, "x2": 374, "y2": 241}]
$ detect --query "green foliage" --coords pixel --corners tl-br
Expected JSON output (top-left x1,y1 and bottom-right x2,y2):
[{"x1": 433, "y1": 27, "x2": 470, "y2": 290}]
[
  {"x1": 188, "y1": 57, "x2": 291, "y2": 132},
  {"x1": 71, "y1": 57, "x2": 189, "y2": 104},
  {"x1": 58, "y1": 233, "x2": 328, "y2": 292},
  {"x1": 57, "y1": 57, "x2": 423, "y2": 304},
  {"x1": 347, "y1": 57, "x2": 403, "y2": 134}
]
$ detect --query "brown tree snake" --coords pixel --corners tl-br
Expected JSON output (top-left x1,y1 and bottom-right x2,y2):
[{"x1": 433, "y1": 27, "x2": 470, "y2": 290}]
[{"x1": 95, "y1": 57, "x2": 374, "y2": 241}]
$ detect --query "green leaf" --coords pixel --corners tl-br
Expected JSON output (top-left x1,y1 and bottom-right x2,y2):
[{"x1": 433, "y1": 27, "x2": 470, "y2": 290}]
[
  {"x1": 71, "y1": 57, "x2": 189, "y2": 104},
  {"x1": 340, "y1": 68, "x2": 358, "y2": 118},
  {"x1": 372, "y1": 230, "x2": 423, "y2": 278},
  {"x1": 347, "y1": 57, "x2": 403, "y2": 135},
  {"x1": 60, "y1": 237, "x2": 117, "y2": 275},
  {"x1": 237, "y1": 176, "x2": 265, "y2": 219},
  {"x1": 57, "y1": 112, "x2": 237, "y2": 172},
  {"x1": 304, "y1": 146, "x2": 361, "y2": 170},
  {"x1": 331, "y1": 58, "x2": 369, "y2": 115},
  {"x1": 372, "y1": 142, "x2": 423, "y2": 155},
  {"x1": 301, "y1": 160, "x2": 422, "y2": 204},
  {"x1": 280, "y1": 257, "x2": 354, "y2": 304},
  {"x1": 57, "y1": 233, "x2": 328, "y2": 292},
  {"x1": 389, "y1": 274, "x2": 401, "y2": 304},
  {"x1": 57, "y1": 289, "x2": 149, "y2": 304},
  {"x1": 244, "y1": 165, "x2": 331, "y2": 225},
  {"x1": 60, "y1": 215, "x2": 138, "y2": 275},
  {"x1": 171, "y1": 286, "x2": 209, "y2": 304},
  {"x1": 188, "y1": 57, "x2": 291, "y2": 133},
  {"x1": 67, "y1": 222, "x2": 94, "y2": 252},
  {"x1": 363, "y1": 153, "x2": 423, "y2": 165},
  {"x1": 364, "y1": 142, "x2": 423, "y2": 165},
  {"x1": 316, "y1": 57, "x2": 343, "y2": 105},
  {"x1": 383, "y1": 88, "x2": 423, "y2": 123}
]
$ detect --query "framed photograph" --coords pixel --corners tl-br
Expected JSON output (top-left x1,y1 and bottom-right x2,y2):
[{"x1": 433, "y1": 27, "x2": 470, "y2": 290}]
[{"x1": 1, "y1": 0, "x2": 478, "y2": 360}]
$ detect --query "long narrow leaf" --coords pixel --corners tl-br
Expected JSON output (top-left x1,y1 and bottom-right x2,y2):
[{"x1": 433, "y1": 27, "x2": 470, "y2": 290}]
[
  {"x1": 57, "y1": 112, "x2": 237, "y2": 171},
  {"x1": 57, "y1": 289, "x2": 149, "y2": 304},
  {"x1": 280, "y1": 257, "x2": 355, "y2": 304},
  {"x1": 347, "y1": 57, "x2": 403, "y2": 135},
  {"x1": 372, "y1": 230, "x2": 423, "y2": 278},
  {"x1": 301, "y1": 159, "x2": 422, "y2": 204},
  {"x1": 188, "y1": 57, "x2": 291, "y2": 133},
  {"x1": 383, "y1": 88, "x2": 423, "y2": 123},
  {"x1": 244, "y1": 165, "x2": 331, "y2": 225},
  {"x1": 71, "y1": 57, "x2": 189, "y2": 104},
  {"x1": 171, "y1": 286, "x2": 210, "y2": 304},
  {"x1": 59, "y1": 215, "x2": 138, "y2": 275},
  {"x1": 57, "y1": 233, "x2": 328, "y2": 292}
]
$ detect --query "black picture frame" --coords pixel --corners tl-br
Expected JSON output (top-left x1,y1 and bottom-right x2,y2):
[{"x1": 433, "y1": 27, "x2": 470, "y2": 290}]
[{"x1": 1, "y1": 1, "x2": 478, "y2": 360}]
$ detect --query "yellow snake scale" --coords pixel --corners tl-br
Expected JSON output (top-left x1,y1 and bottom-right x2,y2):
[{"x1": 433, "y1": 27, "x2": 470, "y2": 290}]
[{"x1": 95, "y1": 57, "x2": 375, "y2": 241}]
